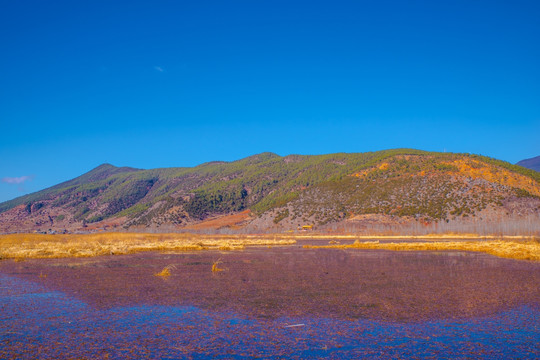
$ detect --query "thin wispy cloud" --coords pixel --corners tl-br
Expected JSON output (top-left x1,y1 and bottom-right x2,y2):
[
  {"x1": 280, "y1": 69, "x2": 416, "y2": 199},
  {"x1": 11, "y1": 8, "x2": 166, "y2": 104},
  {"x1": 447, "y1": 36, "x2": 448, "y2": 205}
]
[
  {"x1": 2, "y1": 175, "x2": 33, "y2": 184},
  {"x1": 154, "y1": 66, "x2": 164, "y2": 72}
]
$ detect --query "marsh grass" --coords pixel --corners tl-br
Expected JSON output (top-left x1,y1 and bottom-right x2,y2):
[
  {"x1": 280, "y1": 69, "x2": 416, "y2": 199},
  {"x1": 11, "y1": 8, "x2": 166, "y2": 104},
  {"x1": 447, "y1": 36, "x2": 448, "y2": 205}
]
[
  {"x1": 0, "y1": 233, "x2": 296, "y2": 259},
  {"x1": 155, "y1": 264, "x2": 176, "y2": 277},
  {"x1": 211, "y1": 258, "x2": 224, "y2": 272},
  {"x1": 2, "y1": 232, "x2": 538, "y2": 261},
  {"x1": 304, "y1": 239, "x2": 540, "y2": 261},
  {"x1": 280, "y1": 233, "x2": 539, "y2": 241}
]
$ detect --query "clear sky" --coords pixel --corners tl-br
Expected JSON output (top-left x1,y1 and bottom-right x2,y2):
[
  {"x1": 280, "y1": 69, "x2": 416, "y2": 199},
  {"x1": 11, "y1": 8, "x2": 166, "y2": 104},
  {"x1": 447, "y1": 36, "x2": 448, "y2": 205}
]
[{"x1": 1, "y1": 0, "x2": 539, "y2": 203}]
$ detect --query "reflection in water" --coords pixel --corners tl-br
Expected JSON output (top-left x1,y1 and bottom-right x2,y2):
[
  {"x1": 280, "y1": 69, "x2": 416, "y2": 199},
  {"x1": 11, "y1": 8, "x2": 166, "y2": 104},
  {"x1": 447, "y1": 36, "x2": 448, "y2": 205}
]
[
  {"x1": 1, "y1": 247, "x2": 537, "y2": 321},
  {"x1": 0, "y1": 247, "x2": 539, "y2": 358}
]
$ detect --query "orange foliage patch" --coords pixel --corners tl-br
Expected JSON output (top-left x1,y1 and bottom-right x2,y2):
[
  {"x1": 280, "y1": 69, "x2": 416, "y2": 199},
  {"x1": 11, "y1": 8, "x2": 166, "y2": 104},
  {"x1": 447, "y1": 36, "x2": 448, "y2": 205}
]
[
  {"x1": 446, "y1": 159, "x2": 540, "y2": 197},
  {"x1": 351, "y1": 169, "x2": 370, "y2": 178},
  {"x1": 350, "y1": 157, "x2": 539, "y2": 198}
]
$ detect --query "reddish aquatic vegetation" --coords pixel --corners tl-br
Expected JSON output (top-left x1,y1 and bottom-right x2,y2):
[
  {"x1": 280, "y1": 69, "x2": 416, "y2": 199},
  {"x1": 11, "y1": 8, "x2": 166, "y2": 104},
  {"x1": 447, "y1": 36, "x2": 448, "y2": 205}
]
[{"x1": 1, "y1": 244, "x2": 538, "y2": 322}]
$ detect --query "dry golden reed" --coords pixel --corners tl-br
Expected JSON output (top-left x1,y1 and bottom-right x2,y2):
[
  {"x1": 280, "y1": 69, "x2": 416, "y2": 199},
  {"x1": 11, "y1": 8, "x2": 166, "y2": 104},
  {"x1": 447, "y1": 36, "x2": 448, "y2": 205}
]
[
  {"x1": 211, "y1": 258, "x2": 224, "y2": 273},
  {"x1": 2, "y1": 232, "x2": 538, "y2": 261},
  {"x1": 0, "y1": 233, "x2": 296, "y2": 259},
  {"x1": 304, "y1": 239, "x2": 540, "y2": 261},
  {"x1": 155, "y1": 264, "x2": 176, "y2": 277}
]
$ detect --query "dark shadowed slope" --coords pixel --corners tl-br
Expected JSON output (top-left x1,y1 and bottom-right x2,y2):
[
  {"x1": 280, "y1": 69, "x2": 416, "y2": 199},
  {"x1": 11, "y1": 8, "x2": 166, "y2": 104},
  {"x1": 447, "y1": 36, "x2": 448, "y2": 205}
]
[{"x1": 0, "y1": 164, "x2": 140, "y2": 213}]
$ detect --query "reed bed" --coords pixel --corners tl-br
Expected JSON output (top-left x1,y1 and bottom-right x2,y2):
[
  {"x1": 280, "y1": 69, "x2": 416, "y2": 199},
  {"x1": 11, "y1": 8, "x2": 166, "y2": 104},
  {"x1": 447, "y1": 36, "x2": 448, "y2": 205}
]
[
  {"x1": 0, "y1": 233, "x2": 296, "y2": 259},
  {"x1": 2, "y1": 233, "x2": 538, "y2": 261},
  {"x1": 279, "y1": 233, "x2": 539, "y2": 241},
  {"x1": 303, "y1": 239, "x2": 540, "y2": 261}
]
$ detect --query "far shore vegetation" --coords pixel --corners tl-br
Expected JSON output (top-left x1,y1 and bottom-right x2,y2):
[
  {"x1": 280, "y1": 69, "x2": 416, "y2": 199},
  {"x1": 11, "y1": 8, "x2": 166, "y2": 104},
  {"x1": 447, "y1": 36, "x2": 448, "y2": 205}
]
[
  {"x1": 0, "y1": 232, "x2": 539, "y2": 261},
  {"x1": 304, "y1": 239, "x2": 540, "y2": 261}
]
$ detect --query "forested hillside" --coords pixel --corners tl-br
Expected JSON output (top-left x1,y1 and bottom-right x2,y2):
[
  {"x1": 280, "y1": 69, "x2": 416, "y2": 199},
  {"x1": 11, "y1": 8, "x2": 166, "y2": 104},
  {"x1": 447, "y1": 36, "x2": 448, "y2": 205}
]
[{"x1": 1, "y1": 149, "x2": 539, "y2": 234}]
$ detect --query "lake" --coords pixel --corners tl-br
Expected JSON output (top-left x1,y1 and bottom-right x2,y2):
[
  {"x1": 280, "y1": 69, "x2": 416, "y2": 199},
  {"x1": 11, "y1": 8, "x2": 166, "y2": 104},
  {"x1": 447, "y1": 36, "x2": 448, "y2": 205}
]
[{"x1": 1, "y1": 242, "x2": 538, "y2": 358}]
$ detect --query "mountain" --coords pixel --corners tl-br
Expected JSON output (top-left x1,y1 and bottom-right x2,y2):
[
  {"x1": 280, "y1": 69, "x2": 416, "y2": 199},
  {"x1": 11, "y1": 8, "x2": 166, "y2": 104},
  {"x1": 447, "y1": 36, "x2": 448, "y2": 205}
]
[
  {"x1": 1, "y1": 149, "x2": 539, "y2": 234},
  {"x1": 517, "y1": 156, "x2": 540, "y2": 172}
]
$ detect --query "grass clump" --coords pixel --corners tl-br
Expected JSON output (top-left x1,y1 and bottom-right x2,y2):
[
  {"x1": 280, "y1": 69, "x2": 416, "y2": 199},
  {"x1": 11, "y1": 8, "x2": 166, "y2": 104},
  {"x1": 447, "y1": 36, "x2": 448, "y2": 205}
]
[
  {"x1": 211, "y1": 258, "x2": 224, "y2": 272},
  {"x1": 155, "y1": 264, "x2": 176, "y2": 277}
]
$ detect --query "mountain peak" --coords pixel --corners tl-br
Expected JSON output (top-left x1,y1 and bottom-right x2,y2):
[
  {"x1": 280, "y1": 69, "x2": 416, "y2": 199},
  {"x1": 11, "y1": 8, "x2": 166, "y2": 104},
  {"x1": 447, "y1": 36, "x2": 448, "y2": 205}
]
[
  {"x1": 88, "y1": 163, "x2": 117, "y2": 172},
  {"x1": 94, "y1": 163, "x2": 116, "y2": 169},
  {"x1": 70, "y1": 163, "x2": 140, "y2": 186}
]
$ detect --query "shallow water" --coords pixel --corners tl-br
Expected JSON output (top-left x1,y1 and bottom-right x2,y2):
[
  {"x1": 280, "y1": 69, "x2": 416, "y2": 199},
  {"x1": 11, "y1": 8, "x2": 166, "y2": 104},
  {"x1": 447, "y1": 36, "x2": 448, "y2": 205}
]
[{"x1": 1, "y1": 245, "x2": 539, "y2": 358}]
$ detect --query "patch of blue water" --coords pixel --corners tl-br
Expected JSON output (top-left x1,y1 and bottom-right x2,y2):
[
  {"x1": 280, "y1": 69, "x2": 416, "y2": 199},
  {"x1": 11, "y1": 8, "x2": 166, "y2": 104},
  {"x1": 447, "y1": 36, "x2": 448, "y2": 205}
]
[
  {"x1": 1, "y1": 274, "x2": 538, "y2": 359},
  {"x1": 273, "y1": 308, "x2": 539, "y2": 359}
]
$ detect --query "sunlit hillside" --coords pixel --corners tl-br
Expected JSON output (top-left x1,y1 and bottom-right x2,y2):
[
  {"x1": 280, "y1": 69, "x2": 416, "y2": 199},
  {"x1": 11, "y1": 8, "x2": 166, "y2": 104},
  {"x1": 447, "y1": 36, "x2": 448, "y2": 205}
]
[{"x1": 0, "y1": 149, "x2": 538, "y2": 234}]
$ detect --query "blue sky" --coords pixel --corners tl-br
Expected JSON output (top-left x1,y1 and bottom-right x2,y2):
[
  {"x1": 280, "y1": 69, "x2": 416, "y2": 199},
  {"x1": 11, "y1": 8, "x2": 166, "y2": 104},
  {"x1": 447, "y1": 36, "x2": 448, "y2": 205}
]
[{"x1": 1, "y1": 0, "x2": 539, "y2": 202}]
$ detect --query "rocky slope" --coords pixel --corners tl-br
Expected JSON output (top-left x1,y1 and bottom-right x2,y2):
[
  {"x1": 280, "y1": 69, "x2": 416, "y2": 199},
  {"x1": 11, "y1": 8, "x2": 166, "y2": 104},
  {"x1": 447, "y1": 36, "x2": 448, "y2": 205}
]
[{"x1": 1, "y1": 149, "x2": 539, "y2": 234}]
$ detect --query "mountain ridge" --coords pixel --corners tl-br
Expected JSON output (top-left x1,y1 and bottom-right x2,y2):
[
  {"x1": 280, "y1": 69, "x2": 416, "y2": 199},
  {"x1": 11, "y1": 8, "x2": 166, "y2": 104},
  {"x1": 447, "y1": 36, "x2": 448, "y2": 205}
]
[
  {"x1": 1, "y1": 149, "x2": 539, "y2": 234},
  {"x1": 517, "y1": 155, "x2": 540, "y2": 172}
]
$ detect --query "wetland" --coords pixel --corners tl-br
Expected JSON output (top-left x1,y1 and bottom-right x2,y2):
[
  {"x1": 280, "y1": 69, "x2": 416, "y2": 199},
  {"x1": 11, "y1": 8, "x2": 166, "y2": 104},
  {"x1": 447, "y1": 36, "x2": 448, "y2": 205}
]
[{"x1": 1, "y1": 239, "x2": 539, "y2": 358}]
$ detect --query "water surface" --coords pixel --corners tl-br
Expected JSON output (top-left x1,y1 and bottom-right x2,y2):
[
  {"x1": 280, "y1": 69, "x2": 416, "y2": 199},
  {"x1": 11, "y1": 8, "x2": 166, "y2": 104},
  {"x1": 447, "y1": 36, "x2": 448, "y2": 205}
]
[{"x1": 1, "y1": 244, "x2": 538, "y2": 358}]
